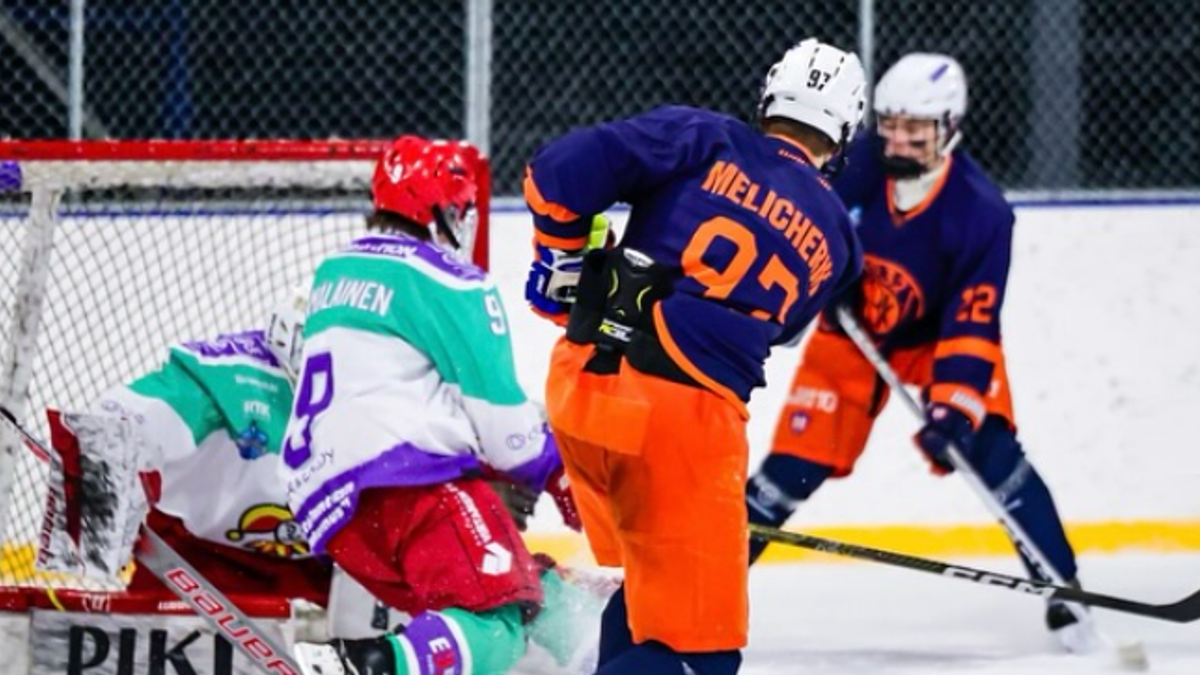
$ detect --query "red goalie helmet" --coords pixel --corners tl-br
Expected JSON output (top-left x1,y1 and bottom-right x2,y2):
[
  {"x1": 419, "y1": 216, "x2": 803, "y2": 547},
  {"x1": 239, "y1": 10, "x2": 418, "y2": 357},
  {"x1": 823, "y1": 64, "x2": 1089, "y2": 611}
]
[{"x1": 371, "y1": 135, "x2": 481, "y2": 260}]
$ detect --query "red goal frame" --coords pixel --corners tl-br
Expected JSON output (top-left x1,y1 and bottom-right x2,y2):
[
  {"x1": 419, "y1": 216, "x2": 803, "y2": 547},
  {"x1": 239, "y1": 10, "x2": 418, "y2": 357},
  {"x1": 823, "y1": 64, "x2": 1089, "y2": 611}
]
[{"x1": 0, "y1": 139, "x2": 492, "y2": 270}]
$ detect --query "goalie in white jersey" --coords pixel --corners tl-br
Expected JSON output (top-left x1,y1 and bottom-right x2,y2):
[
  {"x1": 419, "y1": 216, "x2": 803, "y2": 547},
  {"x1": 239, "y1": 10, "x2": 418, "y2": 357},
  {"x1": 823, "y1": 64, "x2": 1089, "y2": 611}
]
[
  {"x1": 285, "y1": 136, "x2": 584, "y2": 675},
  {"x1": 89, "y1": 293, "x2": 331, "y2": 605}
]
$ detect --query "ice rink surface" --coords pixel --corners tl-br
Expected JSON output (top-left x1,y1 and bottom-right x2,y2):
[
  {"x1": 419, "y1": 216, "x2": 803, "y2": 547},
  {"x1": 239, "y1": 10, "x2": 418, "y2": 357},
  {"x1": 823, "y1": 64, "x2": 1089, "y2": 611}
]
[{"x1": 739, "y1": 553, "x2": 1199, "y2": 674}]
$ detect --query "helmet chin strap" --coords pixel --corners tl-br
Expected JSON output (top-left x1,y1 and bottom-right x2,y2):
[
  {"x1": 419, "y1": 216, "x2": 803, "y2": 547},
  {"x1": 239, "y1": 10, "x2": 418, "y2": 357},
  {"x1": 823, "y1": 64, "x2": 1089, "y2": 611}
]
[
  {"x1": 821, "y1": 124, "x2": 852, "y2": 178},
  {"x1": 939, "y1": 123, "x2": 962, "y2": 157}
]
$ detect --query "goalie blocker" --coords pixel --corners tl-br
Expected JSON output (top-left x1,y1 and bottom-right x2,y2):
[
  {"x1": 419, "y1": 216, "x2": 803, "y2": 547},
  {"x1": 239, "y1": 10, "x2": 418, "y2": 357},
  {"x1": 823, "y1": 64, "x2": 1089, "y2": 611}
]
[{"x1": 36, "y1": 409, "x2": 157, "y2": 584}]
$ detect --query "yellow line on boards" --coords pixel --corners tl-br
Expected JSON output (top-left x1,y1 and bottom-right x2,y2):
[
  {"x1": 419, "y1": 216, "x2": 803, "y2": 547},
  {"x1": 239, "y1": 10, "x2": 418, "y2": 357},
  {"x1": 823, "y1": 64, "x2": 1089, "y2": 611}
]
[
  {"x1": 1, "y1": 520, "x2": 1196, "y2": 583},
  {"x1": 519, "y1": 519, "x2": 1200, "y2": 566}
]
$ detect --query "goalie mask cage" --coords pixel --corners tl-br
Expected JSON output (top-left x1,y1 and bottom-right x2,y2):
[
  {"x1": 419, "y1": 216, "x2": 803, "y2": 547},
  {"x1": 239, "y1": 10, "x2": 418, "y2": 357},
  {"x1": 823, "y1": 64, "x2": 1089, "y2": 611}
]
[{"x1": 0, "y1": 140, "x2": 491, "y2": 671}]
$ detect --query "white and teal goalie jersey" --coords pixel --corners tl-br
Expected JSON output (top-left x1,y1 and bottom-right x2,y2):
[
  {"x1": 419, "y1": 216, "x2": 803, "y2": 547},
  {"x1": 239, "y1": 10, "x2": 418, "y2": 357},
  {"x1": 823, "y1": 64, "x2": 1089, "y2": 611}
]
[
  {"x1": 95, "y1": 331, "x2": 309, "y2": 558},
  {"x1": 281, "y1": 234, "x2": 559, "y2": 554}
]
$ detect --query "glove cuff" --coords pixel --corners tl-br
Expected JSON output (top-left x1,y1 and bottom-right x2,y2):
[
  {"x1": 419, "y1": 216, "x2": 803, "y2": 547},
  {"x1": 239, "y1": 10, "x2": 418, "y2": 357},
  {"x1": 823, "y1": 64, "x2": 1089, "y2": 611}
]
[{"x1": 927, "y1": 384, "x2": 986, "y2": 429}]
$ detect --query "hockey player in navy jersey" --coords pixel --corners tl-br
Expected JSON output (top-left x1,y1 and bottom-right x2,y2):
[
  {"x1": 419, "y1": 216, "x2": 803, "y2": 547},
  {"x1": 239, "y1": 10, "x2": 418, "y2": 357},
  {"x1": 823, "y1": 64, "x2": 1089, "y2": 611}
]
[
  {"x1": 525, "y1": 38, "x2": 866, "y2": 675},
  {"x1": 744, "y1": 52, "x2": 1097, "y2": 652}
]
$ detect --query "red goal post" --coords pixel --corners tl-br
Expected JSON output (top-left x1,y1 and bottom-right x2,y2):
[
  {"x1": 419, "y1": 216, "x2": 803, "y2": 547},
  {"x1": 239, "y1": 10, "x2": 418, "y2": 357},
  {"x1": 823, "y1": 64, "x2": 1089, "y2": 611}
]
[{"x1": 0, "y1": 139, "x2": 491, "y2": 264}]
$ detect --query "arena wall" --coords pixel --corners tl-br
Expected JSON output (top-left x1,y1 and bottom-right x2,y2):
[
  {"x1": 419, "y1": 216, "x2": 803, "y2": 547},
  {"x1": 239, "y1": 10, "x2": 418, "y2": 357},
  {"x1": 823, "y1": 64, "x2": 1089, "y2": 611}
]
[{"x1": 491, "y1": 203, "x2": 1200, "y2": 561}]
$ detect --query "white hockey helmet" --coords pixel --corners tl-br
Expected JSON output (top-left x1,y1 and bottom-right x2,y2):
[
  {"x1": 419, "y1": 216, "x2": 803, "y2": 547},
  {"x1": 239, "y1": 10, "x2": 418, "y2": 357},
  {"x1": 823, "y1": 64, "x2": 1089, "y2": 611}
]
[
  {"x1": 758, "y1": 38, "x2": 867, "y2": 150},
  {"x1": 265, "y1": 286, "x2": 308, "y2": 383},
  {"x1": 873, "y1": 53, "x2": 968, "y2": 155}
]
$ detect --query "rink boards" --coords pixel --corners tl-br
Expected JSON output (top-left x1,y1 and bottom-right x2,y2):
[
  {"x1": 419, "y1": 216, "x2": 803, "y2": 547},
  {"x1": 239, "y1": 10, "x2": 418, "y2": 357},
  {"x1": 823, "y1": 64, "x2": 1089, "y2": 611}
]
[{"x1": 0, "y1": 201, "x2": 1196, "y2": 577}]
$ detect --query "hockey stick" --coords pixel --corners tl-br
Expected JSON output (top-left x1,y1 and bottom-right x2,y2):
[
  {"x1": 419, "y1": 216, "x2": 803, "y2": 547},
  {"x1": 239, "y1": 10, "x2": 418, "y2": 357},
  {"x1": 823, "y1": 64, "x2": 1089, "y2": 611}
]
[
  {"x1": 834, "y1": 307, "x2": 1088, "y2": 589},
  {"x1": 135, "y1": 528, "x2": 303, "y2": 675},
  {"x1": 834, "y1": 307, "x2": 1148, "y2": 667},
  {"x1": 0, "y1": 406, "x2": 304, "y2": 675},
  {"x1": 750, "y1": 523, "x2": 1200, "y2": 622}
]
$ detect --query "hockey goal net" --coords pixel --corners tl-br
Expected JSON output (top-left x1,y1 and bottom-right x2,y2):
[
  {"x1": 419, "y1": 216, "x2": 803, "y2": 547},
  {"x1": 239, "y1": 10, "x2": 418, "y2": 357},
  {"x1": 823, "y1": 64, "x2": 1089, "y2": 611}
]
[{"x1": 0, "y1": 140, "x2": 491, "y2": 672}]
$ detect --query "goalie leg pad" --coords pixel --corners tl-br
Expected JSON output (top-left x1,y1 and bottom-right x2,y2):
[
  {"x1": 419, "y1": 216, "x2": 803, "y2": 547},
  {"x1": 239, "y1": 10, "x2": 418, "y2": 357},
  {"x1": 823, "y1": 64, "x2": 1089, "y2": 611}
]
[
  {"x1": 323, "y1": 482, "x2": 543, "y2": 618},
  {"x1": 968, "y1": 417, "x2": 1079, "y2": 582},
  {"x1": 127, "y1": 510, "x2": 331, "y2": 606}
]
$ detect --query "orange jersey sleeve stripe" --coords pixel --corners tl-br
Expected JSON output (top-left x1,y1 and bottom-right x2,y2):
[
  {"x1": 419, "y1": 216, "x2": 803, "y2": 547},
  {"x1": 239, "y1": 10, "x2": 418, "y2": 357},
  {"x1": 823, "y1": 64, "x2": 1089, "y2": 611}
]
[
  {"x1": 529, "y1": 303, "x2": 569, "y2": 327},
  {"x1": 524, "y1": 166, "x2": 580, "y2": 224},
  {"x1": 534, "y1": 230, "x2": 589, "y2": 250},
  {"x1": 934, "y1": 336, "x2": 1004, "y2": 365},
  {"x1": 652, "y1": 304, "x2": 750, "y2": 420},
  {"x1": 928, "y1": 383, "x2": 987, "y2": 428}
]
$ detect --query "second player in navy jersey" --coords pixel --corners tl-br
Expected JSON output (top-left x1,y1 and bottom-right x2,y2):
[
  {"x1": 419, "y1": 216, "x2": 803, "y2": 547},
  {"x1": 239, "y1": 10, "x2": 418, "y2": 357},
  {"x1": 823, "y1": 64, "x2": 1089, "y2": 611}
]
[{"x1": 744, "y1": 52, "x2": 1098, "y2": 653}]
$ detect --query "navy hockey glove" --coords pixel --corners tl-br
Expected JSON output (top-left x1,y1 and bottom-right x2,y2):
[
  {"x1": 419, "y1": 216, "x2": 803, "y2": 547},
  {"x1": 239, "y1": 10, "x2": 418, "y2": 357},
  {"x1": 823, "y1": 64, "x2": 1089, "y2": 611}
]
[
  {"x1": 526, "y1": 244, "x2": 586, "y2": 322},
  {"x1": 914, "y1": 404, "x2": 974, "y2": 475},
  {"x1": 525, "y1": 215, "x2": 613, "y2": 323}
]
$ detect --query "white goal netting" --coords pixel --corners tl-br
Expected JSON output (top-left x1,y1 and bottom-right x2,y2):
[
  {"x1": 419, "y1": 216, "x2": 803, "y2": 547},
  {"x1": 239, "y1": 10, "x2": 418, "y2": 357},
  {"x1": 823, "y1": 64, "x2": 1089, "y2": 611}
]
[{"x1": 0, "y1": 140, "x2": 493, "y2": 598}]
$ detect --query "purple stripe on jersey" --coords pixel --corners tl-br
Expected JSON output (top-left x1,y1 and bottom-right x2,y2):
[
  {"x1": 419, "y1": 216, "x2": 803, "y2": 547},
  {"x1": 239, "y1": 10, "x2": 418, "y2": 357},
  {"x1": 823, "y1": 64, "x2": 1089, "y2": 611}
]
[
  {"x1": 179, "y1": 330, "x2": 279, "y2": 367},
  {"x1": 403, "y1": 612, "x2": 464, "y2": 675},
  {"x1": 294, "y1": 442, "x2": 480, "y2": 554},
  {"x1": 344, "y1": 235, "x2": 486, "y2": 281},
  {"x1": 930, "y1": 63, "x2": 950, "y2": 81},
  {"x1": 503, "y1": 425, "x2": 561, "y2": 492}
]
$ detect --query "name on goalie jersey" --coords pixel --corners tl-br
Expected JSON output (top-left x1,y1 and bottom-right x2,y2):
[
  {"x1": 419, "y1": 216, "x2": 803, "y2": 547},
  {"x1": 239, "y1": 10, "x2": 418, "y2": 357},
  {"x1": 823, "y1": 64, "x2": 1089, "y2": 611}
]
[{"x1": 309, "y1": 278, "x2": 394, "y2": 317}]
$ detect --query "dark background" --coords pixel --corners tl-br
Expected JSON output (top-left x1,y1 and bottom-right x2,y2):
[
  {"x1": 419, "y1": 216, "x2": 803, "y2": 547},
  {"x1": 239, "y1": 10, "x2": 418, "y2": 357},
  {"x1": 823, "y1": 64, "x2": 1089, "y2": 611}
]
[{"x1": 1, "y1": 0, "x2": 1195, "y2": 194}]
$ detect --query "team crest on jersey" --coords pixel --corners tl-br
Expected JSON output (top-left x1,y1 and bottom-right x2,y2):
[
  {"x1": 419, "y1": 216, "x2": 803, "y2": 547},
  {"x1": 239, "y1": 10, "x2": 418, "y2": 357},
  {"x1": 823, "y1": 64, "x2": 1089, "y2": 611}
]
[
  {"x1": 860, "y1": 255, "x2": 924, "y2": 336},
  {"x1": 235, "y1": 420, "x2": 270, "y2": 460},
  {"x1": 226, "y1": 503, "x2": 309, "y2": 557}
]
